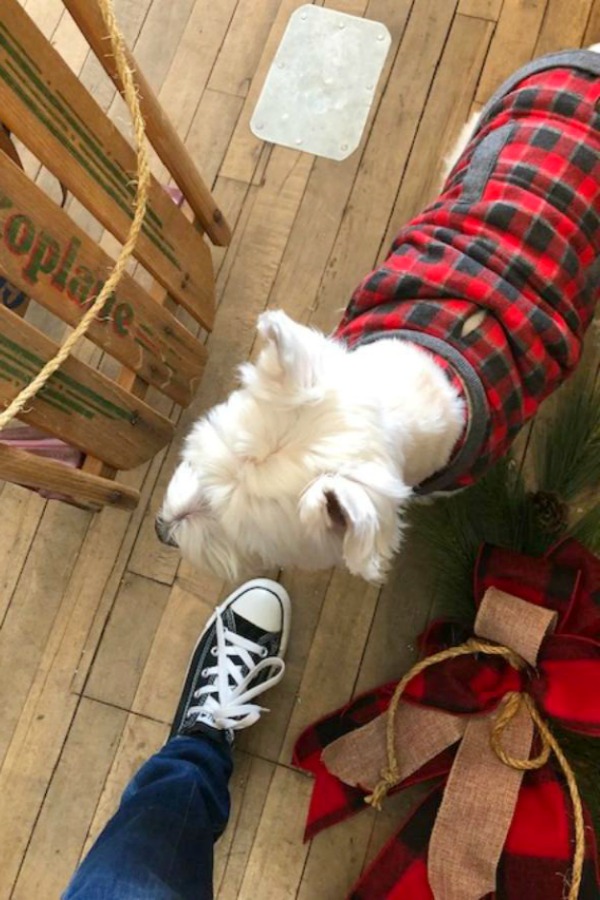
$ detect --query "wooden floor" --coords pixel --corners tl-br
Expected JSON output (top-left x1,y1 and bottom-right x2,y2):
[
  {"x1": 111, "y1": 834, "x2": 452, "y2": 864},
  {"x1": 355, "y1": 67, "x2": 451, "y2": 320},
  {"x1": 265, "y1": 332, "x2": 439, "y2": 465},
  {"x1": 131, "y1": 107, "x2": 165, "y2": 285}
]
[{"x1": 2, "y1": 0, "x2": 600, "y2": 897}]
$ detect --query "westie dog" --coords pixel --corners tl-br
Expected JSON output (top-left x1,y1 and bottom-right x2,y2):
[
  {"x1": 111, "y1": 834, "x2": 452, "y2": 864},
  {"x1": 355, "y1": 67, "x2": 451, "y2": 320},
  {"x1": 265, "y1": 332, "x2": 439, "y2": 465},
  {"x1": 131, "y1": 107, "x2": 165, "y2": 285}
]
[{"x1": 157, "y1": 48, "x2": 600, "y2": 582}]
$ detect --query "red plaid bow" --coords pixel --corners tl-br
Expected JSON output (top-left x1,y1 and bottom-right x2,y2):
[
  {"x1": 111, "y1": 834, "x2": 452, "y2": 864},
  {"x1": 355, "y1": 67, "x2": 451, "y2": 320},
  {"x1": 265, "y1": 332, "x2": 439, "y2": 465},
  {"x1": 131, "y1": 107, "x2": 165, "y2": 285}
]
[{"x1": 293, "y1": 539, "x2": 600, "y2": 899}]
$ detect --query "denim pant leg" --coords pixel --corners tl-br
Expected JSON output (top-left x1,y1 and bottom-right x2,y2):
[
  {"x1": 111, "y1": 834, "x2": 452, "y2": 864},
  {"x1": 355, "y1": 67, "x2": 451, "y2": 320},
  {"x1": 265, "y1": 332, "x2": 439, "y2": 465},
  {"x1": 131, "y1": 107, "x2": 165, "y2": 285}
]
[{"x1": 63, "y1": 734, "x2": 233, "y2": 900}]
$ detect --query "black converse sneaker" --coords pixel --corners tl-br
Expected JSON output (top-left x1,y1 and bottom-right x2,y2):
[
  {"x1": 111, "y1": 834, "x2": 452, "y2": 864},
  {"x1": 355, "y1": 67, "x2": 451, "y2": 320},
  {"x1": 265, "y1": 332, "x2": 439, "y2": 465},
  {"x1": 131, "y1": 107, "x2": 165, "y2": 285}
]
[{"x1": 170, "y1": 579, "x2": 291, "y2": 741}]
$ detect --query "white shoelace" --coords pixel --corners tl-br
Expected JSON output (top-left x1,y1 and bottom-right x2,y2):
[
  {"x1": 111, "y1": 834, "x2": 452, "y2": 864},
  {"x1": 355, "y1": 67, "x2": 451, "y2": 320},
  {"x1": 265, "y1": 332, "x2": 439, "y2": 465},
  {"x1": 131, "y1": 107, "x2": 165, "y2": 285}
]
[{"x1": 186, "y1": 612, "x2": 285, "y2": 731}]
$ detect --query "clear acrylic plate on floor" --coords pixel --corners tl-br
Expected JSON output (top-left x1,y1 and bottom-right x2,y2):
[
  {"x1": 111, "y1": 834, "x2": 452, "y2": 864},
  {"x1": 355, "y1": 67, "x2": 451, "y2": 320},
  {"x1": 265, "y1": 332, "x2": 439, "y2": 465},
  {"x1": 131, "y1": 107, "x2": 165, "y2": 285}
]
[{"x1": 250, "y1": 5, "x2": 391, "y2": 161}]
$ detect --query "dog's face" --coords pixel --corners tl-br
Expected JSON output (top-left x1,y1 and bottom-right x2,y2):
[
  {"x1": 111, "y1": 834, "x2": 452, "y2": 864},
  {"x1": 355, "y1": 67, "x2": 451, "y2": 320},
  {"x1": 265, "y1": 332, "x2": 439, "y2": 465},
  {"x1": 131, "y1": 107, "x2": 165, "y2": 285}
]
[{"x1": 156, "y1": 311, "x2": 411, "y2": 583}]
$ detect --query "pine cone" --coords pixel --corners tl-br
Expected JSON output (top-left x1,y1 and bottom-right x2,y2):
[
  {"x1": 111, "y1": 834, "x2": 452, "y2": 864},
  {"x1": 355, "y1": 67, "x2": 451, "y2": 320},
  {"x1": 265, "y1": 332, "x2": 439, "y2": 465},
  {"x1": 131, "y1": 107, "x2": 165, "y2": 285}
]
[{"x1": 529, "y1": 491, "x2": 568, "y2": 534}]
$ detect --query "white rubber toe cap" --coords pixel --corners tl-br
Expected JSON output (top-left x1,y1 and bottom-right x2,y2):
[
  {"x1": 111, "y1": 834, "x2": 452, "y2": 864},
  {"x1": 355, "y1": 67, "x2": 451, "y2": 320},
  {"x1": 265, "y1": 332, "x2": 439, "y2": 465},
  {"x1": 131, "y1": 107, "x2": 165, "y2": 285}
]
[{"x1": 228, "y1": 578, "x2": 291, "y2": 653}]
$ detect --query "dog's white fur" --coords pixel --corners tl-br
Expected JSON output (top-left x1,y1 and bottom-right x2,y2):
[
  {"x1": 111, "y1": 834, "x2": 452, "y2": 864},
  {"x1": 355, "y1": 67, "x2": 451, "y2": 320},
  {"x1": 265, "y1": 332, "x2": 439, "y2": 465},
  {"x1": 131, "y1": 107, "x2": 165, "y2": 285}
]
[
  {"x1": 158, "y1": 312, "x2": 464, "y2": 582},
  {"x1": 158, "y1": 44, "x2": 600, "y2": 583}
]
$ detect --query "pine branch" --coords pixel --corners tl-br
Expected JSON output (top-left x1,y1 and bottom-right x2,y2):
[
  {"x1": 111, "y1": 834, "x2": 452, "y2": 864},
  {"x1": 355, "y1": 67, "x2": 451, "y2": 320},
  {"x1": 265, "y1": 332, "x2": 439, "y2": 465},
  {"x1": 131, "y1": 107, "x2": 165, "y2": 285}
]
[
  {"x1": 532, "y1": 368, "x2": 600, "y2": 503},
  {"x1": 407, "y1": 457, "x2": 550, "y2": 621},
  {"x1": 570, "y1": 503, "x2": 600, "y2": 555}
]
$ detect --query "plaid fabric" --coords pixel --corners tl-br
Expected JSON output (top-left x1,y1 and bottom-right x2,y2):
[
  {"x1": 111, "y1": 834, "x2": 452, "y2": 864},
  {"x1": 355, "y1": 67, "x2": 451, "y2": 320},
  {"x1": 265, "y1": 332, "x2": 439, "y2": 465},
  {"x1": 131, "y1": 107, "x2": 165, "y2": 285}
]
[
  {"x1": 293, "y1": 538, "x2": 600, "y2": 897},
  {"x1": 350, "y1": 773, "x2": 599, "y2": 900},
  {"x1": 334, "y1": 55, "x2": 600, "y2": 491}
]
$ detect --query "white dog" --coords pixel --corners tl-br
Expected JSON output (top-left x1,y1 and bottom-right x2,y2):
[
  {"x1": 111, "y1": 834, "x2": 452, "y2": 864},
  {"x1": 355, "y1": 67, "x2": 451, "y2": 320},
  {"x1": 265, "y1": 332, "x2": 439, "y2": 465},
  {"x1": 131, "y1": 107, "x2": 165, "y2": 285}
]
[{"x1": 157, "y1": 48, "x2": 600, "y2": 582}]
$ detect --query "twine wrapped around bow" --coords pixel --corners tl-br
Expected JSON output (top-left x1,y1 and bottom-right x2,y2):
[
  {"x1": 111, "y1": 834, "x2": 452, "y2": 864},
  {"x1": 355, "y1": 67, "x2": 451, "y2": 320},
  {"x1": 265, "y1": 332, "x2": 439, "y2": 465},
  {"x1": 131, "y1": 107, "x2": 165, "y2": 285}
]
[{"x1": 294, "y1": 540, "x2": 600, "y2": 900}]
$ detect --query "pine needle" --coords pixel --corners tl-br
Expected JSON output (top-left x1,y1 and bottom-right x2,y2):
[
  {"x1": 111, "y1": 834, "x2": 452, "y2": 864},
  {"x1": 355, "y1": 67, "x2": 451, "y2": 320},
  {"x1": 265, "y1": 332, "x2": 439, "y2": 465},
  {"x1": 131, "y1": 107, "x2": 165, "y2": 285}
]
[
  {"x1": 570, "y1": 503, "x2": 600, "y2": 556},
  {"x1": 532, "y1": 368, "x2": 600, "y2": 502},
  {"x1": 407, "y1": 457, "x2": 548, "y2": 621}
]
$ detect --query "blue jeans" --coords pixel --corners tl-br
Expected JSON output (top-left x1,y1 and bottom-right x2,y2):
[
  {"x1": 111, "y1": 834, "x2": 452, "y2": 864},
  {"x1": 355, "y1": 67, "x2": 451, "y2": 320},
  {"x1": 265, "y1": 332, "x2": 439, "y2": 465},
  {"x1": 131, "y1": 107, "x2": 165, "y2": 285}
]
[{"x1": 63, "y1": 734, "x2": 233, "y2": 900}]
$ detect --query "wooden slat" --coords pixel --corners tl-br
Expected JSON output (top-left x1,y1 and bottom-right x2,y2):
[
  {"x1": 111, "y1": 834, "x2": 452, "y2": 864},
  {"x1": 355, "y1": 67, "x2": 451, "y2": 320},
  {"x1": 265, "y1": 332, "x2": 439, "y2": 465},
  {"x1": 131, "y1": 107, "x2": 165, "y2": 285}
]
[
  {"x1": 584, "y1": 0, "x2": 600, "y2": 43},
  {"x1": 61, "y1": 0, "x2": 231, "y2": 247},
  {"x1": 0, "y1": 126, "x2": 22, "y2": 168},
  {"x1": 0, "y1": 0, "x2": 215, "y2": 328},
  {"x1": 0, "y1": 128, "x2": 31, "y2": 320},
  {"x1": 21, "y1": 0, "x2": 65, "y2": 38},
  {"x1": 533, "y1": 0, "x2": 594, "y2": 55},
  {"x1": 220, "y1": 0, "x2": 311, "y2": 184},
  {"x1": 0, "y1": 443, "x2": 139, "y2": 510},
  {"x1": 297, "y1": 812, "x2": 374, "y2": 899},
  {"x1": 152, "y1": 0, "x2": 240, "y2": 141},
  {"x1": 380, "y1": 13, "x2": 494, "y2": 255},
  {"x1": 236, "y1": 766, "x2": 313, "y2": 900},
  {"x1": 458, "y1": 0, "x2": 503, "y2": 18},
  {"x1": 214, "y1": 752, "x2": 275, "y2": 898},
  {"x1": 82, "y1": 712, "x2": 168, "y2": 856},
  {"x1": 209, "y1": 0, "x2": 282, "y2": 98},
  {"x1": 475, "y1": 0, "x2": 548, "y2": 103},
  {"x1": 280, "y1": 570, "x2": 379, "y2": 762},
  {"x1": 70, "y1": 454, "x2": 169, "y2": 697},
  {"x1": 130, "y1": 581, "x2": 217, "y2": 724},
  {"x1": 84, "y1": 573, "x2": 171, "y2": 708},
  {"x1": 0, "y1": 306, "x2": 173, "y2": 469},
  {"x1": 0, "y1": 483, "x2": 44, "y2": 622},
  {"x1": 0, "y1": 499, "x2": 91, "y2": 769},
  {"x1": 0, "y1": 455, "x2": 156, "y2": 894},
  {"x1": 355, "y1": 540, "x2": 437, "y2": 693},
  {"x1": 0, "y1": 152, "x2": 206, "y2": 406},
  {"x1": 12, "y1": 697, "x2": 127, "y2": 899},
  {"x1": 271, "y1": 0, "x2": 444, "y2": 329},
  {"x1": 186, "y1": 90, "x2": 245, "y2": 189}
]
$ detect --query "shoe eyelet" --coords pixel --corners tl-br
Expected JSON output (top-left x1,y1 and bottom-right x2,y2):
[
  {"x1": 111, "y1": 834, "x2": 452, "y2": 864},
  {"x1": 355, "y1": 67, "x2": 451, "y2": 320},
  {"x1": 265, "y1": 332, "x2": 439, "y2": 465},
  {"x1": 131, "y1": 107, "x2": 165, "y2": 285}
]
[
  {"x1": 210, "y1": 646, "x2": 218, "y2": 656},
  {"x1": 260, "y1": 647, "x2": 268, "y2": 658},
  {"x1": 201, "y1": 669, "x2": 209, "y2": 677}
]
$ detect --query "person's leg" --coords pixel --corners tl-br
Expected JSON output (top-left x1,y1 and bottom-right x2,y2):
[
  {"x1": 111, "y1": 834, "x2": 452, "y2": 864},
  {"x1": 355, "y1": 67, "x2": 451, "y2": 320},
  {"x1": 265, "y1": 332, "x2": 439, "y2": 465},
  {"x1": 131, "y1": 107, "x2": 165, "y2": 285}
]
[
  {"x1": 63, "y1": 578, "x2": 290, "y2": 900},
  {"x1": 64, "y1": 735, "x2": 232, "y2": 900}
]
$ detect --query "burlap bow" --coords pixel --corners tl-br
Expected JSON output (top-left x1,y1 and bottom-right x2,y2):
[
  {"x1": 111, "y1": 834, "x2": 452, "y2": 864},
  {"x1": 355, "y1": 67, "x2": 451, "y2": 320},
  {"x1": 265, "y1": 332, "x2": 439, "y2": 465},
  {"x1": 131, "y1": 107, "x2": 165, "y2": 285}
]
[
  {"x1": 293, "y1": 540, "x2": 600, "y2": 900},
  {"x1": 322, "y1": 587, "x2": 558, "y2": 899}
]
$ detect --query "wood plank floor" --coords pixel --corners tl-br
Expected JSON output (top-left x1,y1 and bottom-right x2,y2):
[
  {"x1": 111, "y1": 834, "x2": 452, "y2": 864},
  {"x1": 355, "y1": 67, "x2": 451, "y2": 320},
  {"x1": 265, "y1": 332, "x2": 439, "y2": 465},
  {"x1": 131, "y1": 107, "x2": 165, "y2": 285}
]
[{"x1": 2, "y1": 0, "x2": 600, "y2": 896}]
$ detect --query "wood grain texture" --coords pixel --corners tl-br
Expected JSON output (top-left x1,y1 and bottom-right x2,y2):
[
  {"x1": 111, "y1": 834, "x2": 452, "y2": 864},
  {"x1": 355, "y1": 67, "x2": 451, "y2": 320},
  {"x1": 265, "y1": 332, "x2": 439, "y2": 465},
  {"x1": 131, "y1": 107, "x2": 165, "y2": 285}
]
[
  {"x1": 534, "y1": 0, "x2": 595, "y2": 55},
  {"x1": 475, "y1": 0, "x2": 549, "y2": 103},
  {"x1": 0, "y1": 305, "x2": 173, "y2": 469},
  {"x1": 0, "y1": 443, "x2": 140, "y2": 510},
  {"x1": 584, "y1": 0, "x2": 600, "y2": 43},
  {"x1": 458, "y1": 0, "x2": 504, "y2": 18},
  {"x1": 237, "y1": 766, "x2": 314, "y2": 900},
  {"x1": 0, "y1": 483, "x2": 44, "y2": 621},
  {"x1": 0, "y1": 500, "x2": 90, "y2": 768},
  {"x1": 0, "y1": 0, "x2": 215, "y2": 326},
  {"x1": 381, "y1": 13, "x2": 494, "y2": 253},
  {"x1": 12, "y1": 698, "x2": 127, "y2": 900},
  {"x1": 131, "y1": 581, "x2": 218, "y2": 724},
  {"x1": 0, "y1": 152, "x2": 206, "y2": 406},
  {"x1": 84, "y1": 573, "x2": 171, "y2": 709},
  {"x1": 62, "y1": 0, "x2": 231, "y2": 246}
]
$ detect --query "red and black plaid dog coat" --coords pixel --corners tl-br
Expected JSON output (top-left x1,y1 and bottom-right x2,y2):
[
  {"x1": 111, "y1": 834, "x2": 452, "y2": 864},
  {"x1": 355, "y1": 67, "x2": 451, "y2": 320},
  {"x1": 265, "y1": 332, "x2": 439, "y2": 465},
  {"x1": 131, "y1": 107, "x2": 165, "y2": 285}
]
[{"x1": 334, "y1": 50, "x2": 600, "y2": 493}]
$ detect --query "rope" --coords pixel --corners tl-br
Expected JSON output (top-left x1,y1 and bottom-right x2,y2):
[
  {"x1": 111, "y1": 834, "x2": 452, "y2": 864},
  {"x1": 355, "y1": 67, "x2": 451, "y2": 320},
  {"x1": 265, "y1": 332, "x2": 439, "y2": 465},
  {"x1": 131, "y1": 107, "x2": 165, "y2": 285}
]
[
  {"x1": 0, "y1": 0, "x2": 151, "y2": 432},
  {"x1": 365, "y1": 638, "x2": 585, "y2": 900}
]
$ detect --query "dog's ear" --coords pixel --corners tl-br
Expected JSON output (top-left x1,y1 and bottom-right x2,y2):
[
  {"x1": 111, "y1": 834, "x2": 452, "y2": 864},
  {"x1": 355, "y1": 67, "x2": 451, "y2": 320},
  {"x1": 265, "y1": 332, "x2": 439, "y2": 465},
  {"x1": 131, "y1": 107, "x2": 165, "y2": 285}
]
[
  {"x1": 299, "y1": 466, "x2": 411, "y2": 583},
  {"x1": 256, "y1": 310, "x2": 324, "y2": 392}
]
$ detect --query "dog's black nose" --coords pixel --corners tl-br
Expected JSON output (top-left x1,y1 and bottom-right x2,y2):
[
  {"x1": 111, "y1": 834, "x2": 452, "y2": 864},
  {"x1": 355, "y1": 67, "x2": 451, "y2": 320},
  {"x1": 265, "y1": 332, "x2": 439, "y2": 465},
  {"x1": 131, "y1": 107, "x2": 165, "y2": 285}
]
[{"x1": 155, "y1": 516, "x2": 178, "y2": 548}]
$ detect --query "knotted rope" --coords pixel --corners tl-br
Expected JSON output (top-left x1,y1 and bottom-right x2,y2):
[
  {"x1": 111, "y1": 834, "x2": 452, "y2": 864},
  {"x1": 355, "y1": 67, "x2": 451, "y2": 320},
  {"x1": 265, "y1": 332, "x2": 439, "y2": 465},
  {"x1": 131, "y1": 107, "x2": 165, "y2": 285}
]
[
  {"x1": 0, "y1": 0, "x2": 150, "y2": 432},
  {"x1": 365, "y1": 638, "x2": 585, "y2": 900}
]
